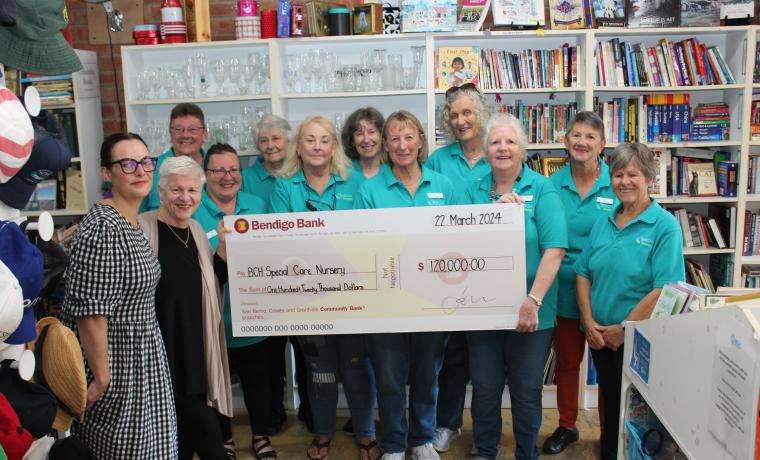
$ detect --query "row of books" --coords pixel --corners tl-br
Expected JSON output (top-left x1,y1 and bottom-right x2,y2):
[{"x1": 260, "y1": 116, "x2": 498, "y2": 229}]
[
  {"x1": 651, "y1": 281, "x2": 707, "y2": 318},
  {"x1": 746, "y1": 155, "x2": 760, "y2": 194},
  {"x1": 48, "y1": 109, "x2": 79, "y2": 157},
  {"x1": 22, "y1": 74, "x2": 74, "y2": 106},
  {"x1": 741, "y1": 210, "x2": 760, "y2": 256},
  {"x1": 497, "y1": 101, "x2": 579, "y2": 144},
  {"x1": 658, "y1": 148, "x2": 736, "y2": 198},
  {"x1": 669, "y1": 206, "x2": 733, "y2": 250},
  {"x1": 741, "y1": 266, "x2": 760, "y2": 288},
  {"x1": 750, "y1": 98, "x2": 760, "y2": 141},
  {"x1": 593, "y1": 94, "x2": 731, "y2": 144},
  {"x1": 526, "y1": 153, "x2": 568, "y2": 176},
  {"x1": 542, "y1": 345, "x2": 598, "y2": 386},
  {"x1": 595, "y1": 37, "x2": 735, "y2": 88},
  {"x1": 22, "y1": 168, "x2": 84, "y2": 212}
]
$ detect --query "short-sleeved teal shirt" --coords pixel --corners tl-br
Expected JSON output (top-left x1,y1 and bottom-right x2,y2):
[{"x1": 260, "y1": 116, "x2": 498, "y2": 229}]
[
  {"x1": 241, "y1": 156, "x2": 278, "y2": 203},
  {"x1": 463, "y1": 167, "x2": 569, "y2": 331},
  {"x1": 140, "y1": 147, "x2": 205, "y2": 213},
  {"x1": 574, "y1": 199, "x2": 685, "y2": 326},
  {"x1": 427, "y1": 142, "x2": 491, "y2": 192},
  {"x1": 353, "y1": 165, "x2": 458, "y2": 209},
  {"x1": 351, "y1": 159, "x2": 389, "y2": 181},
  {"x1": 192, "y1": 189, "x2": 267, "y2": 349},
  {"x1": 549, "y1": 161, "x2": 618, "y2": 319},
  {"x1": 268, "y1": 169, "x2": 364, "y2": 213}
]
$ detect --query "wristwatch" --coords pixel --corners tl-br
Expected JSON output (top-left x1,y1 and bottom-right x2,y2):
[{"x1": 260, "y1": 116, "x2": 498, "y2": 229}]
[{"x1": 527, "y1": 293, "x2": 543, "y2": 308}]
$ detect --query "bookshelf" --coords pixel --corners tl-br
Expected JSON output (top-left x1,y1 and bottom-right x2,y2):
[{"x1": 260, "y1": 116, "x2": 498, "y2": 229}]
[
  {"x1": 120, "y1": 28, "x2": 760, "y2": 406},
  {"x1": 618, "y1": 304, "x2": 759, "y2": 459},
  {"x1": 18, "y1": 49, "x2": 104, "y2": 219}
]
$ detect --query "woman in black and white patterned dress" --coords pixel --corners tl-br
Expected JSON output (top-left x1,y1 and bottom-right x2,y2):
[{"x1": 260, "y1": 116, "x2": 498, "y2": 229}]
[{"x1": 61, "y1": 132, "x2": 178, "y2": 458}]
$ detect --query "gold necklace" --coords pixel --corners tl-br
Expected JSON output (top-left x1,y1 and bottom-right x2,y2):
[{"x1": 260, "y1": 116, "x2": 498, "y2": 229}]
[{"x1": 163, "y1": 221, "x2": 190, "y2": 248}]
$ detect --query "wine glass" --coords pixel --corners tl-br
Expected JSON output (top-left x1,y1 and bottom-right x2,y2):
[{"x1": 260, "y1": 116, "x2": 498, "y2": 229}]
[
  {"x1": 228, "y1": 58, "x2": 243, "y2": 95},
  {"x1": 135, "y1": 70, "x2": 150, "y2": 99},
  {"x1": 212, "y1": 59, "x2": 228, "y2": 96},
  {"x1": 193, "y1": 52, "x2": 209, "y2": 97}
]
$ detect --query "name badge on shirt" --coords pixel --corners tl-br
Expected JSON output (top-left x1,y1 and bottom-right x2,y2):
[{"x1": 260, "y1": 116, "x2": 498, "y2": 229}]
[
  {"x1": 521, "y1": 195, "x2": 533, "y2": 202},
  {"x1": 427, "y1": 192, "x2": 444, "y2": 199},
  {"x1": 597, "y1": 197, "x2": 614, "y2": 205},
  {"x1": 206, "y1": 229, "x2": 218, "y2": 240}
]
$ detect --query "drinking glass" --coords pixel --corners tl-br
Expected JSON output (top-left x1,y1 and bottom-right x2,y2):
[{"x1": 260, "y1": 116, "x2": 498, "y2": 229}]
[
  {"x1": 193, "y1": 52, "x2": 209, "y2": 97},
  {"x1": 212, "y1": 59, "x2": 228, "y2": 96},
  {"x1": 135, "y1": 70, "x2": 149, "y2": 99},
  {"x1": 411, "y1": 45, "x2": 426, "y2": 88}
]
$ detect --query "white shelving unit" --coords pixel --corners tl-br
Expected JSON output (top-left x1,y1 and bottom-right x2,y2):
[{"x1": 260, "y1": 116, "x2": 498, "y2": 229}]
[
  {"x1": 618, "y1": 304, "x2": 759, "y2": 459},
  {"x1": 121, "y1": 27, "x2": 760, "y2": 410},
  {"x1": 21, "y1": 49, "x2": 104, "y2": 219}
]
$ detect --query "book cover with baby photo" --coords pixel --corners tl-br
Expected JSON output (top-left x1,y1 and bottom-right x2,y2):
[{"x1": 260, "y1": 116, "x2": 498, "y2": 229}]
[{"x1": 437, "y1": 47, "x2": 480, "y2": 90}]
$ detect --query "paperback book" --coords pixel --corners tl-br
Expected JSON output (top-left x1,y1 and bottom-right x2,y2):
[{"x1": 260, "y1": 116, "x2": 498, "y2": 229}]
[
  {"x1": 437, "y1": 47, "x2": 480, "y2": 90},
  {"x1": 401, "y1": 0, "x2": 457, "y2": 32},
  {"x1": 719, "y1": 0, "x2": 754, "y2": 21},
  {"x1": 680, "y1": 0, "x2": 719, "y2": 25},
  {"x1": 592, "y1": 0, "x2": 626, "y2": 26},
  {"x1": 458, "y1": 0, "x2": 490, "y2": 31},
  {"x1": 491, "y1": 0, "x2": 546, "y2": 26},
  {"x1": 686, "y1": 162, "x2": 718, "y2": 196},
  {"x1": 549, "y1": 0, "x2": 587, "y2": 28},
  {"x1": 626, "y1": 0, "x2": 679, "y2": 27}
]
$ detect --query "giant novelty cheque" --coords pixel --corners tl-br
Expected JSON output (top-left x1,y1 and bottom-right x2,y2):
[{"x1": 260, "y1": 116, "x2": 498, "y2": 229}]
[{"x1": 225, "y1": 204, "x2": 527, "y2": 336}]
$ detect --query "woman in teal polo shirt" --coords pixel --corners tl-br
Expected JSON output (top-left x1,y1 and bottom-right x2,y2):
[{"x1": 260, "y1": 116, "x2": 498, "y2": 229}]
[
  {"x1": 354, "y1": 110, "x2": 457, "y2": 460},
  {"x1": 543, "y1": 111, "x2": 616, "y2": 455},
  {"x1": 241, "y1": 115, "x2": 291, "y2": 203},
  {"x1": 341, "y1": 107, "x2": 385, "y2": 180},
  {"x1": 426, "y1": 84, "x2": 493, "y2": 453},
  {"x1": 575, "y1": 143, "x2": 684, "y2": 460},
  {"x1": 268, "y1": 116, "x2": 378, "y2": 460},
  {"x1": 191, "y1": 143, "x2": 279, "y2": 459},
  {"x1": 462, "y1": 113, "x2": 567, "y2": 460}
]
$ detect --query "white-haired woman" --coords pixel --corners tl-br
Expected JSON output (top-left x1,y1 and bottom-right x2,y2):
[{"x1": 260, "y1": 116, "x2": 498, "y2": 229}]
[
  {"x1": 462, "y1": 114, "x2": 567, "y2": 460},
  {"x1": 138, "y1": 155, "x2": 233, "y2": 460},
  {"x1": 426, "y1": 82, "x2": 493, "y2": 454},
  {"x1": 269, "y1": 116, "x2": 377, "y2": 460},
  {"x1": 242, "y1": 114, "x2": 292, "y2": 202}
]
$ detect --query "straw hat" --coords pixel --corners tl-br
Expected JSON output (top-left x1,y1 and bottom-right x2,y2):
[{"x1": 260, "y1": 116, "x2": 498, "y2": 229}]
[{"x1": 28, "y1": 317, "x2": 86, "y2": 432}]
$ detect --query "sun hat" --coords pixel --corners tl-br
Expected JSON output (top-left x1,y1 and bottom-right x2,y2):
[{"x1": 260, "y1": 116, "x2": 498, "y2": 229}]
[
  {"x1": 0, "y1": 393, "x2": 32, "y2": 460},
  {"x1": 0, "y1": 87, "x2": 34, "y2": 184},
  {"x1": 0, "y1": 220, "x2": 43, "y2": 345},
  {"x1": 0, "y1": 0, "x2": 81, "y2": 75},
  {"x1": 28, "y1": 317, "x2": 87, "y2": 432},
  {"x1": 0, "y1": 260, "x2": 23, "y2": 343}
]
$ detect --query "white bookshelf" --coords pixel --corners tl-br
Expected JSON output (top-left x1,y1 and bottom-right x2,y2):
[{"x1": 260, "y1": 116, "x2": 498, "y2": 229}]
[
  {"x1": 21, "y1": 49, "x2": 103, "y2": 219},
  {"x1": 121, "y1": 27, "x2": 760, "y2": 408}
]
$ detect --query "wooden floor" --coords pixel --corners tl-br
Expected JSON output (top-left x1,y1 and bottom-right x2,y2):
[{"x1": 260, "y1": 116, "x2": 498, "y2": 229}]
[{"x1": 231, "y1": 409, "x2": 601, "y2": 459}]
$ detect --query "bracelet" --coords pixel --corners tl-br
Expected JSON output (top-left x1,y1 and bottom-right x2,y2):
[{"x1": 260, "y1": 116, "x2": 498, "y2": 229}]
[{"x1": 527, "y1": 293, "x2": 542, "y2": 307}]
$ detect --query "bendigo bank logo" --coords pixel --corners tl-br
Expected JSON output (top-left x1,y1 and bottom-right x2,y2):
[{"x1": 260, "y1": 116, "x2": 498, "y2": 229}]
[{"x1": 234, "y1": 218, "x2": 250, "y2": 234}]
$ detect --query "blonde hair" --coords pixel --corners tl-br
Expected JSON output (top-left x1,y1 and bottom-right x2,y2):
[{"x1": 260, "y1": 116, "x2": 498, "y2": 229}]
[
  {"x1": 278, "y1": 116, "x2": 352, "y2": 180},
  {"x1": 382, "y1": 110, "x2": 429, "y2": 165}
]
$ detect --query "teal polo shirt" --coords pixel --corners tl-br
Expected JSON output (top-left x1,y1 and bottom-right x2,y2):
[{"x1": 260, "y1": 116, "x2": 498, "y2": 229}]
[
  {"x1": 351, "y1": 159, "x2": 388, "y2": 181},
  {"x1": 241, "y1": 156, "x2": 278, "y2": 203},
  {"x1": 192, "y1": 190, "x2": 267, "y2": 349},
  {"x1": 353, "y1": 165, "x2": 458, "y2": 209},
  {"x1": 463, "y1": 167, "x2": 568, "y2": 331},
  {"x1": 549, "y1": 161, "x2": 618, "y2": 319},
  {"x1": 427, "y1": 142, "x2": 491, "y2": 192},
  {"x1": 268, "y1": 170, "x2": 363, "y2": 213},
  {"x1": 140, "y1": 147, "x2": 205, "y2": 212},
  {"x1": 574, "y1": 199, "x2": 685, "y2": 326}
]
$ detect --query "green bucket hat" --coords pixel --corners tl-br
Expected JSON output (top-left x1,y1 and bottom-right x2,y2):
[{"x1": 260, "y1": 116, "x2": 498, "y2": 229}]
[{"x1": 0, "y1": 0, "x2": 82, "y2": 75}]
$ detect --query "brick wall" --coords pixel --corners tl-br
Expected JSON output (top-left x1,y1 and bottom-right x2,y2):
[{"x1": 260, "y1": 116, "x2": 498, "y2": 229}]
[{"x1": 67, "y1": 0, "x2": 239, "y2": 136}]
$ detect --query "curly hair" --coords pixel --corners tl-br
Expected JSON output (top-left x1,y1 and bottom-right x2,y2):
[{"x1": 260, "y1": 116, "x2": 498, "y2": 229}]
[
  {"x1": 439, "y1": 86, "x2": 493, "y2": 143},
  {"x1": 341, "y1": 107, "x2": 386, "y2": 162}
]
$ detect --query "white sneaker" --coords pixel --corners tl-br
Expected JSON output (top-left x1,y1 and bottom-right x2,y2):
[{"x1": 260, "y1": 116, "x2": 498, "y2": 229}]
[
  {"x1": 380, "y1": 453, "x2": 405, "y2": 460},
  {"x1": 411, "y1": 443, "x2": 441, "y2": 460},
  {"x1": 433, "y1": 427, "x2": 461, "y2": 452}
]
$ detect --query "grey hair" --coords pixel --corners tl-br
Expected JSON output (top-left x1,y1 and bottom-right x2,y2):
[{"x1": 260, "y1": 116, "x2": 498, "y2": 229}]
[
  {"x1": 608, "y1": 143, "x2": 658, "y2": 180},
  {"x1": 158, "y1": 155, "x2": 205, "y2": 189},
  {"x1": 254, "y1": 115, "x2": 292, "y2": 153},
  {"x1": 482, "y1": 113, "x2": 528, "y2": 153},
  {"x1": 566, "y1": 111, "x2": 605, "y2": 142},
  {"x1": 439, "y1": 87, "x2": 493, "y2": 143}
]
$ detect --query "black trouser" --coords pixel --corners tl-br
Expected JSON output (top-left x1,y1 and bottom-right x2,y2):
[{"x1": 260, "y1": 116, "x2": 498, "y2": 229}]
[
  {"x1": 291, "y1": 337, "x2": 312, "y2": 416},
  {"x1": 220, "y1": 337, "x2": 287, "y2": 437},
  {"x1": 176, "y1": 394, "x2": 227, "y2": 460},
  {"x1": 436, "y1": 331, "x2": 469, "y2": 430},
  {"x1": 590, "y1": 345, "x2": 625, "y2": 460}
]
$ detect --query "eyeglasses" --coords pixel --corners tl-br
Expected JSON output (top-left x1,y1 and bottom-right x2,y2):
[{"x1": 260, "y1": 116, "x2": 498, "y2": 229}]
[
  {"x1": 305, "y1": 194, "x2": 336, "y2": 212},
  {"x1": 445, "y1": 82, "x2": 478, "y2": 98},
  {"x1": 205, "y1": 167, "x2": 242, "y2": 178},
  {"x1": 170, "y1": 125, "x2": 205, "y2": 135},
  {"x1": 104, "y1": 156, "x2": 157, "y2": 174}
]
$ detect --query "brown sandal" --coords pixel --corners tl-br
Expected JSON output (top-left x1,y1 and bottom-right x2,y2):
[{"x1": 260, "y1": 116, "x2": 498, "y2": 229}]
[
  {"x1": 306, "y1": 437, "x2": 331, "y2": 460},
  {"x1": 358, "y1": 439, "x2": 382, "y2": 460}
]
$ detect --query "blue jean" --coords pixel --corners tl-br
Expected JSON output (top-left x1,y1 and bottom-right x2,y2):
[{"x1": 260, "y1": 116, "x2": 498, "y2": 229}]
[
  {"x1": 437, "y1": 331, "x2": 468, "y2": 430},
  {"x1": 298, "y1": 334, "x2": 376, "y2": 438},
  {"x1": 367, "y1": 332, "x2": 449, "y2": 454},
  {"x1": 467, "y1": 329, "x2": 553, "y2": 460}
]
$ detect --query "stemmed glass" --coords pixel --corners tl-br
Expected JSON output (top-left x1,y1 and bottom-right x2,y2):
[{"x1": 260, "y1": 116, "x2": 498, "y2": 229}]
[
  {"x1": 212, "y1": 59, "x2": 228, "y2": 96},
  {"x1": 193, "y1": 52, "x2": 209, "y2": 97},
  {"x1": 135, "y1": 70, "x2": 150, "y2": 99},
  {"x1": 411, "y1": 45, "x2": 426, "y2": 88},
  {"x1": 228, "y1": 58, "x2": 243, "y2": 95},
  {"x1": 284, "y1": 55, "x2": 298, "y2": 93}
]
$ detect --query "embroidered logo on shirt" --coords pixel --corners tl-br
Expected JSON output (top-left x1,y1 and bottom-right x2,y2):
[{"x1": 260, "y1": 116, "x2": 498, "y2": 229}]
[
  {"x1": 336, "y1": 193, "x2": 353, "y2": 201},
  {"x1": 636, "y1": 236, "x2": 654, "y2": 248},
  {"x1": 427, "y1": 192, "x2": 444, "y2": 199}
]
